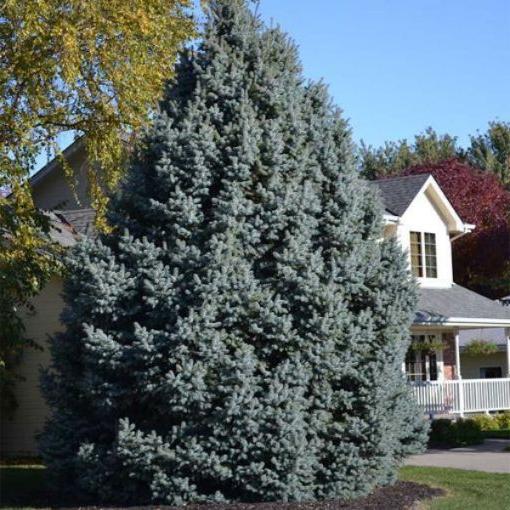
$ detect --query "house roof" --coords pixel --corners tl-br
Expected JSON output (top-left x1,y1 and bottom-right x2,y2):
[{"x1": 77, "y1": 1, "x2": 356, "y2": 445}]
[
  {"x1": 369, "y1": 174, "x2": 431, "y2": 217},
  {"x1": 46, "y1": 209, "x2": 96, "y2": 246},
  {"x1": 46, "y1": 212, "x2": 79, "y2": 247},
  {"x1": 29, "y1": 137, "x2": 85, "y2": 189},
  {"x1": 58, "y1": 208, "x2": 96, "y2": 236},
  {"x1": 416, "y1": 285, "x2": 510, "y2": 327},
  {"x1": 370, "y1": 173, "x2": 473, "y2": 234},
  {"x1": 459, "y1": 328, "x2": 507, "y2": 347}
]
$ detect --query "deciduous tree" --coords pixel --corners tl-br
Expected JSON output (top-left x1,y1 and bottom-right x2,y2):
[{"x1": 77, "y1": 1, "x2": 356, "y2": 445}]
[{"x1": 0, "y1": 0, "x2": 194, "y2": 416}]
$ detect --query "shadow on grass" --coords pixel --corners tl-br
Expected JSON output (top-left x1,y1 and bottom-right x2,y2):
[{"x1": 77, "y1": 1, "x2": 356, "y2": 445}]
[
  {"x1": 1, "y1": 466, "x2": 443, "y2": 510},
  {"x1": 482, "y1": 429, "x2": 510, "y2": 440},
  {"x1": 0, "y1": 466, "x2": 53, "y2": 508}
]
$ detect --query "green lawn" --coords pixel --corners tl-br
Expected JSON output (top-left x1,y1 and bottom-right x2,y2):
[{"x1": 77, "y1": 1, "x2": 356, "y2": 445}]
[
  {"x1": 400, "y1": 466, "x2": 510, "y2": 510},
  {"x1": 2, "y1": 465, "x2": 509, "y2": 509}
]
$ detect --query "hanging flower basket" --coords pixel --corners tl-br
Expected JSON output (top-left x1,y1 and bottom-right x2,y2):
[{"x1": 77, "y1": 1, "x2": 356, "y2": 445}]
[
  {"x1": 409, "y1": 340, "x2": 445, "y2": 353},
  {"x1": 463, "y1": 339, "x2": 499, "y2": 356}
]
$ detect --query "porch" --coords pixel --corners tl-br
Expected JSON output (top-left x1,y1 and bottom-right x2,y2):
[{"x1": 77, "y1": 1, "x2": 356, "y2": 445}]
[
  {"x1": 410, "y1": 377, "x2": 510, "y2": 416},
  {"x1": 408, "y1": 285, "x2": 510, "y2": 416}
]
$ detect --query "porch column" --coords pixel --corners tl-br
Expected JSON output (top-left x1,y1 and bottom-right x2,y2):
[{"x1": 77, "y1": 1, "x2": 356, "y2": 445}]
[
  {"x1": 454, "y1": 328, "x2": 462, "y2": 380},
  {"x1": 506, "y1": 328, "x2": 510, "y2": 377},
  {"x1": 454, "y1": 328, "x2": 465, "y2": 417}
]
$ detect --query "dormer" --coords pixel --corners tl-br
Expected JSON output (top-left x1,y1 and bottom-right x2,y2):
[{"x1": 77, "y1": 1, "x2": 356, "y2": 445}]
[{"x1": 370, "y1": 174, "x2": 475, "y2": 288}]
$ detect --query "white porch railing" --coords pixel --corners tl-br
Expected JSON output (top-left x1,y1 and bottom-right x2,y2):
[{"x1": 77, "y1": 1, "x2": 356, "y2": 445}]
[{"x1": 409, "y1": 378, "x2": 510, "y2": 415}]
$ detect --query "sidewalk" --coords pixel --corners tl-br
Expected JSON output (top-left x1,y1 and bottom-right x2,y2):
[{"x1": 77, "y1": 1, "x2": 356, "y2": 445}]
[{"x1": 405, "y1": 439, "x2": 510, "y2": 473}]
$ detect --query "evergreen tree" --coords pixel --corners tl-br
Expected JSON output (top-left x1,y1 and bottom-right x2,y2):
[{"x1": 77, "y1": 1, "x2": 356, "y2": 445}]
[
  {"x1": 40, "y1": 1, "x2": 427, "y2": 504},
  {"x1": 468, "y1": 121, "x2": 510, "y2": 187},
  {"x1": 359, "y1": 127, "x2": 461, "y2": 179}
]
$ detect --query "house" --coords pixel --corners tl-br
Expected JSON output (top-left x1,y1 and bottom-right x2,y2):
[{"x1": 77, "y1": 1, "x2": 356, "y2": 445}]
[
  {"x1": 371, "y1": 174, "x2": 510, "y2": 416},
  {"x1": 2, "y1": 150, "x2": 510, "y2": 457},
  {"x1": 0, "y1": 140, "x2": 95, "y2": 457}
]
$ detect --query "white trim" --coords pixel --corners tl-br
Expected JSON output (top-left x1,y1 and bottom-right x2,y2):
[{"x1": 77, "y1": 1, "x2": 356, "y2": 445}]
[
  {"x1": 436, "y1": 344, "x2": 444, "y2": 382},
  {"x1": 402, "y1": 175, "x2": 474, "y2": 235},
  {"x1": 415, "y1": 317, "x2": 510, "y2": 328},
  {"x1": 410, "y1": 231, "x2": 438, "y2": 280},
  {"x1": 383, "y1": 213, "x2": 400, "y2": 224},
  {"x1": 506, "y1": 328, "x2": 510, "y2": 378},
  {"x1": 451, "y1": 224, "x2": 476, "y2": 242},
  {"x1": 454, "y1": 329, "x2": 462, "y2": 380}
]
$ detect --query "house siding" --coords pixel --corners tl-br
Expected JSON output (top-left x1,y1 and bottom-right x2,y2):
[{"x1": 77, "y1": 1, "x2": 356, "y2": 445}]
[
  {"x1": 396, "y1": 189, "x2": 454, "y2": 289},
  {"x1": 442, "y1": 333, "x2": 456, "y2": 380},
  {"x1": 0, "y1": 277, "x2": 63, "y2": 457},
  {"x1": 460, "y1": 352, "x2": 508, "y2": 379}
]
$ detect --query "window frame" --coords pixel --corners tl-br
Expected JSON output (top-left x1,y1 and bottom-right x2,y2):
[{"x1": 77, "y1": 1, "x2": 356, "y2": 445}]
[
  {"x1": 405, "y1": 334, "x2": 443, "y2": 382},
  {"x1": 410, "y1": 231, "x2": 438, "y2": 279}
]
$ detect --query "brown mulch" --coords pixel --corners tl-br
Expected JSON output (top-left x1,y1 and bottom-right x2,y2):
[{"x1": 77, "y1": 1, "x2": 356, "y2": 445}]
[{"x1": 61, "y1": 482, "x2": 444, "y2": 510}]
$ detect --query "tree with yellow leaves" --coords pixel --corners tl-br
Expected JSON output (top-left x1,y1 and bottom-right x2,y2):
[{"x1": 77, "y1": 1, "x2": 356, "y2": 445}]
[{"x1": 0, "y1": 0, "x2": 194, "y2": 415}]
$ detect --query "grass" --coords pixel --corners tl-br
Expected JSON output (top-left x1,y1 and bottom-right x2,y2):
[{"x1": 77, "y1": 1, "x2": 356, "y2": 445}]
[
  {"x1": 400, "y1": 466, "x2": 510, "y2": 510},
  {"x1": 2, "y1": 464, "x2": 509, "y2": 509}
]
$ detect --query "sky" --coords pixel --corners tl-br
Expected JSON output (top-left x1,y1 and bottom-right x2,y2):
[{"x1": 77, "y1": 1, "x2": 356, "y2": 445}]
[
  {"x1": 255, "y1": 0, "x2": 510, "y2": 148},
  {"x1": 37, "y1": 0, "x2": 510, "y2": 171}
]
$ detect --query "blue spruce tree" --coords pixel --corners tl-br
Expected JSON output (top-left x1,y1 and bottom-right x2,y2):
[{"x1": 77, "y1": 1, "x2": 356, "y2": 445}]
[{"x1": 40, "y1": 0, "x2": 427, "y2": 504}]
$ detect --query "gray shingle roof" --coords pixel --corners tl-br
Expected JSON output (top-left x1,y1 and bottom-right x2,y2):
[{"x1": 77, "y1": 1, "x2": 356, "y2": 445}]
[
  {"x1": 369, "y1": 174, "x2": 430, "y2": 216},
  {"x1": 58, "y1": 208, "x2": 96, "y2": 236},
  {"x1": 46, "y1": 212, "x2": 78, "y2": 247},
  {"x1": 45, "y1": 209, "x2": 96, "y2": 246},
  {"x1": 416, "y1": 284, "x2": 510, "y2": 324}
]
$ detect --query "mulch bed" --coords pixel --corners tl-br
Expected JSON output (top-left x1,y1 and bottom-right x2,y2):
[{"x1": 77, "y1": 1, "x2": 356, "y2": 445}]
[{"x1": 61, "y1": 482, "x2": 444, "y2": 510}]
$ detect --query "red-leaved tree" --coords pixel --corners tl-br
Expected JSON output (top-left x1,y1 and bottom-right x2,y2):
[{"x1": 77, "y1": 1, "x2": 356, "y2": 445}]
[{"x1": 400, "y1": 159, "x2": 510, "y2": 298}]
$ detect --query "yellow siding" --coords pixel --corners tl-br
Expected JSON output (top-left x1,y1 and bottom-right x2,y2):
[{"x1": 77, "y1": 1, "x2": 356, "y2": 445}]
[
  {"x1": 0, "y1": 277, "x2": 64, "y2": 457},
  {"x1": 31, "y1": 148, "x2": 92, "y2": 210}
]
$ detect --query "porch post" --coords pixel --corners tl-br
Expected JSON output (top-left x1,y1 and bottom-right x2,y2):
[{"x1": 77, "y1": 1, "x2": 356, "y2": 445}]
[
  {"x1": 454, "y1": 328, "x2": 464, "y2": 417},
  {"x1": 454, "y1": 329, "x2": 462, "y2": 380},
  {"x1": 506, "y1": 328, "x2": 510, "y2": 378}
]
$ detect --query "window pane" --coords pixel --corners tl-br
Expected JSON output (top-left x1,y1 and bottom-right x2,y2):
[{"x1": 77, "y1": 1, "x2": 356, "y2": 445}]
[
  {"x1": 406, "y1": 336, "x2": 427, "y2": 381},
  {"x1": 410, "y1": 232, "x2": 423, "y2": 277},
  {"x1": 429, "y1": 351, "x2": 438, "y2": 381},
  {"x1": 424, "y1": 232, "x2": 437, "y2": 278},
  {"x1": 480, "y1": 367, "x2": 503, "y2": 379}
]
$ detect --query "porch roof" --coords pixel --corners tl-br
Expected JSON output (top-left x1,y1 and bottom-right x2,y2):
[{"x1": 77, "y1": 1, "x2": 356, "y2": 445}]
[{"x1": 415, "y1": 284, "x2": 510, "y2": 328}]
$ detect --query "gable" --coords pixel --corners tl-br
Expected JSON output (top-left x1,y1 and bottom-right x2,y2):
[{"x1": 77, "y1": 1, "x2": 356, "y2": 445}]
[
  {"x1": 402, "y1": 188, "x2": 448, "y2": 232},
  {"x1": 371, "y1": 174, "x2": 473, "y2": 235}
]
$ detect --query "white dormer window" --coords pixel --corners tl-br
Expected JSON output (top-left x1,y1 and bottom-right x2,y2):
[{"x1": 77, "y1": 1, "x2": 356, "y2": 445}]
[{"x1": 410, "y1": 232, "x2": 437, "y2": 278}]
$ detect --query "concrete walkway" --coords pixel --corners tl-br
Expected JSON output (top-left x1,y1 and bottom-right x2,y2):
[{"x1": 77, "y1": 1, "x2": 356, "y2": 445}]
[{"x1": 405, "y1": 439, "x2": 510, "y2": 473}]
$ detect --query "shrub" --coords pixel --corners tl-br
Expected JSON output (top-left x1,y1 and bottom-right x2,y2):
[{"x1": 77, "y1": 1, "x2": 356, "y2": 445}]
[
  {"x1": 471, "y1": 414, "x2": 500, "y2": 431},
  {"x1": 495, "y1": 411, "x2": 510, "y2": 430},
  {"x1": 455, "y1": 419, "x2": 484, "y2": 445},
  {"x1": 471, "y1": 412, "x2": 510, "y2": 432},
  {"x1": 429, "y1": 419, "x2": 457, "y2": 448},
  {"x1": 429, "y1": 418, "x2": 483, "y2": 448}
]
